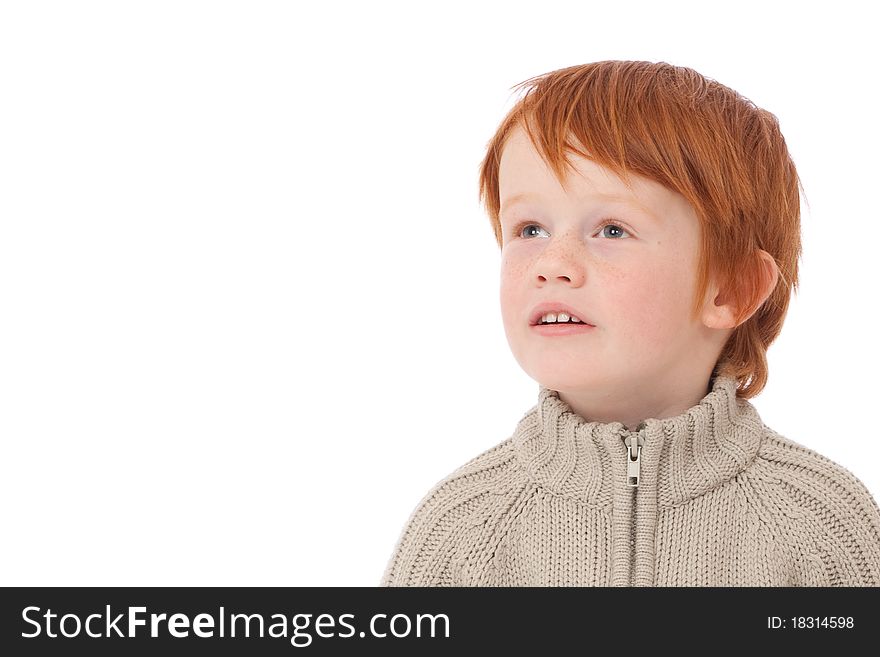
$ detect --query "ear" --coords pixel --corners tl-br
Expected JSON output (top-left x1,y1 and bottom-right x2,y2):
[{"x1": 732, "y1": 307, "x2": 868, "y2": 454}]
[{"x1": 702, "y1": 249, "x2": 779, "y2": 330}]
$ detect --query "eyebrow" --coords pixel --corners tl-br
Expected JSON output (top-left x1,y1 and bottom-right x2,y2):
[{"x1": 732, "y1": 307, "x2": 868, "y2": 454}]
[
  {"x1": 501, "y1": 192, "x2": 558, "y2": 214},
  {"x1": 500, "y1": 191, "x2": 660, "y2": 222}
]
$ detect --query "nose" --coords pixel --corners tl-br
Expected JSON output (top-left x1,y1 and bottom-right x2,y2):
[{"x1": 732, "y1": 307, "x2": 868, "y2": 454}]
[{"x1": 534, "y1": 233, "x2": 586, "y2": 286}]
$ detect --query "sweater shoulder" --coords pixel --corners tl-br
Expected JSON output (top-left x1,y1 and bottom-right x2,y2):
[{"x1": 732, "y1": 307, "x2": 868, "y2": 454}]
[
  {"x1": 379, "y1": 436, "x2": 528, "y2": 586},
  {"x1": 753, "y1": 426, "x2": 880, "y2": 585},
  {"x1": 755, "y1": 426, "x2": 878, "y2": 501}
]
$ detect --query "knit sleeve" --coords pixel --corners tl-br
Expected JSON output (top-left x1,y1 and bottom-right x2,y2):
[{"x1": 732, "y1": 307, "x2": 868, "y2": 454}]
[
  {"x1": 379, "y1": 440, "x2": 520, "y2": 587},
  {"x1": 764, "y1": 435, "x2": 880, "y2": 587},
  {"x1": 805, "y1": 474, "x2": 880, "y2": 587}
]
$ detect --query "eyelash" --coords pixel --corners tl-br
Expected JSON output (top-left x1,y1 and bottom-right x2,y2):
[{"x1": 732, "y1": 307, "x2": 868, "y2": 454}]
[{"x1": 510, "y1": 220, "x2": 632, "y2": 240}]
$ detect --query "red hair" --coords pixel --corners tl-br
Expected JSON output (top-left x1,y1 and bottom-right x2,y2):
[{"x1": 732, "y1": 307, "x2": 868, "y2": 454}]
[{"x1": 477, "y1": 61, "x2": 803, "y2": 399}]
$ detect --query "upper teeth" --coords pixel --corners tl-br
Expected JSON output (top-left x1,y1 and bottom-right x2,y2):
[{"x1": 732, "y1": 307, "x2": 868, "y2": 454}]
[{"x1": 540, "y1": 312, "x2": 582, "y2": 323}]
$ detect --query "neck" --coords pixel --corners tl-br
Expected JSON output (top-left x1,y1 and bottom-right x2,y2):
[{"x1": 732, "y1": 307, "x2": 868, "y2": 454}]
[{"x1": 554, "y1": 370, "x2": 717, "y2": 432}]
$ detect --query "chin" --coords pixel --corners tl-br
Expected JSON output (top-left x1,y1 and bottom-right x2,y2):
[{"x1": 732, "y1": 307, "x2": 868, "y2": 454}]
[{"x1": 526, "y1": 362, "x2": 597, "y2": 393}]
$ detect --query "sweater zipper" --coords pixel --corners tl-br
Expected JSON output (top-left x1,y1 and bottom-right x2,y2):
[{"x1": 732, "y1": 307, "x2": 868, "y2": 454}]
[
  {"x1": 624, "y1": 433, "x2": 643, "y2": 487},
  {"x1": 623, "y1": 423, "x2": 645, "y2": 586}
]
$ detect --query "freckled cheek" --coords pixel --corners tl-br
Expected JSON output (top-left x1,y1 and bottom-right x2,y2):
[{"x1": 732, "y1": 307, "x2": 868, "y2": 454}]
[
  {"x1": 608, "y1": 269, "x2": 684, "y2": 346},
  {"x1": 499, "y1": 255, "x2": 532, "y2": 330}
]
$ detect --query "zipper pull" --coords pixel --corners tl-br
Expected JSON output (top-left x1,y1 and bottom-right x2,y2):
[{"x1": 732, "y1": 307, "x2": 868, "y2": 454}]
[{"x1": 624, "y1": 434, "x2": 643, "y2": 487}]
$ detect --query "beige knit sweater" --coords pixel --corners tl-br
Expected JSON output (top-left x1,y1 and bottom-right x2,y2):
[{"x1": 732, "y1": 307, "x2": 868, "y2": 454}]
[{"x1": 380, "y1": 374, "x2": 880, "y2": 586}]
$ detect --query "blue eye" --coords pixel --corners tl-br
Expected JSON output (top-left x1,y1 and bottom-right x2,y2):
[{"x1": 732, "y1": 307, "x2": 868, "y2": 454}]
[
  {"x1": 513, "y1": 221, "x2": 630, "y2": 240},
  {"x1": 598, "y1": 223, "x2": 630, "y2": 239},
  {"x1": 518, "y1": 223, "x2": 549, "y2": 239}
]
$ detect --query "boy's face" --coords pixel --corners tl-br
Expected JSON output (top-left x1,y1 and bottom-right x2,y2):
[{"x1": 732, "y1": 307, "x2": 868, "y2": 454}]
[{"x1": 498, "y1": 125, "x2": 723, "y2": 396}]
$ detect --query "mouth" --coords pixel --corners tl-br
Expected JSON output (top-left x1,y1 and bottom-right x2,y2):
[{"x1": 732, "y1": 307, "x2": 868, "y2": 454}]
[{"x1": 528, "y1": 303, "x2": 596, "y2": 327}]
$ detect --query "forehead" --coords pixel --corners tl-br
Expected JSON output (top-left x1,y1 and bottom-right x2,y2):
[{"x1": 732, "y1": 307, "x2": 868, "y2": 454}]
[{"x1": 498, "y1": 126, "x2": 680, "y2": 217}]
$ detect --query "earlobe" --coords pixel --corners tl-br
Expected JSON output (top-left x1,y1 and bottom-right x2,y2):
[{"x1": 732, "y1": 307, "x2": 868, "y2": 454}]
[
  {"x1": 703, "y1": 249, "x2": 780, "y2": 331},
  {"x1": 703, "y1": 287, "x2": 738, "y2": 330}
]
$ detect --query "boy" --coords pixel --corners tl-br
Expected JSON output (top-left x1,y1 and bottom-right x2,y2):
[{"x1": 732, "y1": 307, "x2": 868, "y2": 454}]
[{"x1": 379, "y1": 61, "x2": 880, "y2": 586}]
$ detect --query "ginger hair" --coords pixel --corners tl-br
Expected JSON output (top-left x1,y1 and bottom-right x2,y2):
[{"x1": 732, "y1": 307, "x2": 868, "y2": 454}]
[{"x1": 477, "y1": 61, "x2": 803, "y2": 399}]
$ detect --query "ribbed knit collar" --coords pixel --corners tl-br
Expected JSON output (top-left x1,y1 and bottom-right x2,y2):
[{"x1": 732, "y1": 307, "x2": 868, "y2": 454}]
[{"x1": 511, "y1": 373, "x2": 765, "y2": 508}]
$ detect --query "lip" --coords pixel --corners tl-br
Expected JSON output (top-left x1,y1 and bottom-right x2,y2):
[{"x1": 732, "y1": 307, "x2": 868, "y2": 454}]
[
  {"x1": 531, "y1": 322, "x2": 596, "y2": 336},
  {"x1": 528, "y1": 301, "x2": 595, "y2": 327}
]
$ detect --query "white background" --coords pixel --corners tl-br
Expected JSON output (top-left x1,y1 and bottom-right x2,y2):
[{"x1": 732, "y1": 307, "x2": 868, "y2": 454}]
[{"x1": 1, "y1": 1, "x2": 877, "y2": 586}]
